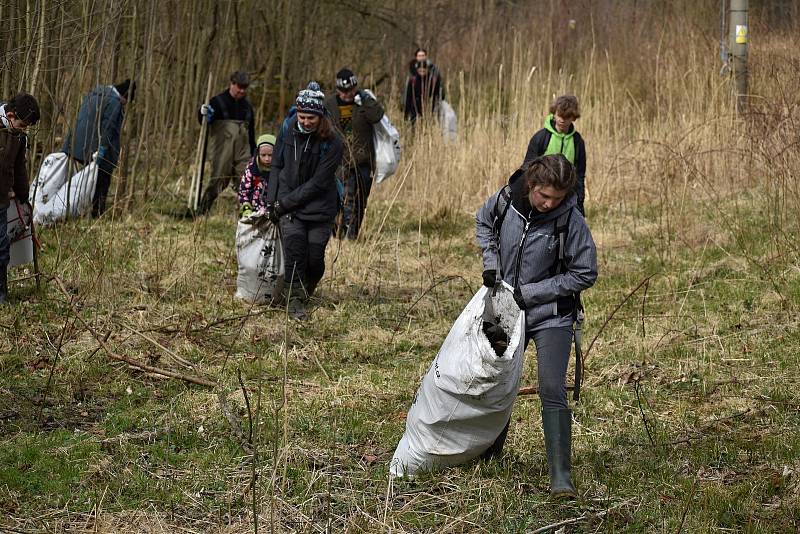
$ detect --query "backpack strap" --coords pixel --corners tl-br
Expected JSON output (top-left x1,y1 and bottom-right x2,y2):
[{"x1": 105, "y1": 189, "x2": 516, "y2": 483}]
[{"x1": 492, "y1": 184, "x2": 512, "y2": 237}]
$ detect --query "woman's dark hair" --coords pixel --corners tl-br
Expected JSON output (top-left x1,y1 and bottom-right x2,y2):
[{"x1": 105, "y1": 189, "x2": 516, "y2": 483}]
[
  {"x1": 315, "y1": 115, "x2": 335, "y2": 140},
  {"x1": 524, "y1": 154, "x2": 576, "y2": 193},
  {"x1": 415, "y1": 47, "x2": 427, "y2": 56},
  {"x1": 6, "y1": 93, "x2": 40, "y2": 125}
]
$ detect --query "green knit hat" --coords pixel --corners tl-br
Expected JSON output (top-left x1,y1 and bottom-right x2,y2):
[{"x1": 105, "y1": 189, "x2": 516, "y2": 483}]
[{"x1": 257, "y1": 133, "x2": 276, "y2": 148}]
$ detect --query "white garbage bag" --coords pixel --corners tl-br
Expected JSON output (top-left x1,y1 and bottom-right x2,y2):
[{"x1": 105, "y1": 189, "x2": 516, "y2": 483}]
[
  {"x1": 373, "y1": 114, "x2": 401, "y2": 184},
  {"x1": 390, "y1": 283, "x2": 525, "y2": 478},
  {"x1": 235, "y1": 213, "x2": 284, "y2": 304},
  {"x1": 7, "y1": 198, "x2": 34, "y2": 268},
  {"x1": 32, "y1": 154, "x2": 99, "y2": 226},
  {"x1": 438, "y1": 100, "x2": 458, "y2": 143},
  {"x1": 29, "y1": 152, "x2": 70, "y2": 207}
]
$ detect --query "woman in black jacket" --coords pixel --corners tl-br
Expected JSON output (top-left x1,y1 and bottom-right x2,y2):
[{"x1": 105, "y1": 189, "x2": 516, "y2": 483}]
[{"x1": 266, "y1": 82, "x2": 344, "y2": 320}]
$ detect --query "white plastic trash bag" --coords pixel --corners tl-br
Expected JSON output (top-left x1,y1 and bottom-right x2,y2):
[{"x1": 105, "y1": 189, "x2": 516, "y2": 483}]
[
  {"x1": 390, "y1": 283, "x2": 525, "y2": 478},
  {"x1": 29, "y1": 152, "x2": 70, "y2": 207},
  {"x1": 373, "y1": 114, "x2": 401, "y2": 184},
  {"x1": 7, "y1": 198, "x2": 34, "y2": 268},
  {"x1": 235, "y1": 213, "x2": 284, "y2": 304},
  {"x1": 438, "y1": 100, "x2": 458, "y2": 143},
  {"x1": 32, "y1": 154, "x2": 99, "y2": 226}
]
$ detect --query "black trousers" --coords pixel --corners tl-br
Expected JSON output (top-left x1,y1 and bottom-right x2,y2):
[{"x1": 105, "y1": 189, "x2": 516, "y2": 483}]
[
  {"x1": 279, "y1": 216, "x2": 333, "y2": 298},
  {"x1": 341, "y1": 162, "x2": 373, "y2": 240},
  {"x1": 92, "y1": 163, "x2": 113, "y2": 217}
]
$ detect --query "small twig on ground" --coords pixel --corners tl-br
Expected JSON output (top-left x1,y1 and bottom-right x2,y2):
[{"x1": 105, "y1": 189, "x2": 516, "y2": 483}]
[
  {"x1": 116, "y1": 319, "x2": 196, "y2": 369},
  {"x1": 634, "y1": 380, "x2": 657, "y2": 447},
  {"x1": 217, "y1": 390, "x2": 254, "y2": 455},
  {"x1": 676, "y1": 475, "x2": 698, "y2": 533},
  {"x1": 528, "y1": 513, "x2": 587, "y2": 534},
  {"x1": 237, "y1": 368, "x2": 254, "y2": 445},
  {"x1": 391, "y1": 275, "x2": 474, "y2": 339}
]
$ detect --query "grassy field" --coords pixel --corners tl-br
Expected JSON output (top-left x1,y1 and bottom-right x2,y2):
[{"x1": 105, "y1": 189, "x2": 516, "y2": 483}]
[{"x1": 3, "y1": 18, "x2": 800, "y2": 533}]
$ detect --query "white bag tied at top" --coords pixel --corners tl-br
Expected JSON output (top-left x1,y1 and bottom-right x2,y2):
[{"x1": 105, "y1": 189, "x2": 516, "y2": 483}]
[
  {"x1": 32, "y1": 153, "x2": 99, "y2": 226},
  {"x1": 235, "y1": 213, "x2": 284, "y2": 304},
  {"x1": 373, "y1": 114, "x2": 401, "y2": 184},
  {"x1": 29, "y1": 152, "x2": 70, "y2": 208},
  {"x1": 390, "y1": 283, "x2": 525, "y2": 478}
]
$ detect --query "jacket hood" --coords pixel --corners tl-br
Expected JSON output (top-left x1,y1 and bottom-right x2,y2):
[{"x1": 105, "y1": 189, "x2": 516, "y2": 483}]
[{"x1": 544, "y1": 113, "x2": 575, "y2": 138}]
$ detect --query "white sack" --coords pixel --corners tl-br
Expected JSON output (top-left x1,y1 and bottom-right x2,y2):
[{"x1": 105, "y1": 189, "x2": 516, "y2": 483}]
[
  {"x1": 7, "y1": 198, "x2": 33, "y2": 268},
  {"x1": 29, "y1": 152, "x2": 70, "y2": 206},
  {"x1": 438, "y1": 100, "x2": 458, "y2": 143},
  {"x1": 235, "y1": 213, "x2": 284, "y2": 304},
  {"x1": 390, "y1": 284, "x2": 525, "y2": 478},
  {"x1": 33, "y1": 155, "x2": 99, "y2": 226},
  {"x1": 373, "y1": 114, "x2": 401, "y2": 184}
]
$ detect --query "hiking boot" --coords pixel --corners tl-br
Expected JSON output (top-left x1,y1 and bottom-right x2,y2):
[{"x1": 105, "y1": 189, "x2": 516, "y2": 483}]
[
  {"x1": 287, "y1": 297, "x2": 308, "y2": 321},
  {"x1": 542, "y1": 408, "x2": 577, "y2": 499},
  {"x1": 0, "y1": 267, "x2": 8, "y2": 305}
]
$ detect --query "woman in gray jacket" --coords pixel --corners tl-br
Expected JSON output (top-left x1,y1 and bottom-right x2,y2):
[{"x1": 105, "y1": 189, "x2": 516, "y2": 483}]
[{"x1": 475, "y1": 154, "x2": 598, "y2": 498}]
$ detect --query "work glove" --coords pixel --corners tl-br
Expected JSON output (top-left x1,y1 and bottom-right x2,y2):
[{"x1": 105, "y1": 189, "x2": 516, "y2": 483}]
[
  {"x1": 482, "y1": 269, "x2": 497, "y2": 288},
  {"x1": 200, "y1": 104, "x2": 215, "y2": 123},
  {"x1": 265, "y1": 203, "x2": 279, "y2": 223},
  {"x1": 240, "y1": 202, "x2": 254, "y2": 218},
  {"x1": 513, "y1": 286, "x2": 527, "y2": 310},
  {"x1": 354, "y1": 89, "x2": 376, "y2": 106},
  {"x1": 273, "y1": 201, "x2": 286, "y2": 217}
]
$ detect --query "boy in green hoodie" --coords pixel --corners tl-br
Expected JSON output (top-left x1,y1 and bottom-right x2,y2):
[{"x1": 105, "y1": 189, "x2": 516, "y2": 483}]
[{"x1": 522, "y1": 95, "x2": 587, "y2": 215}]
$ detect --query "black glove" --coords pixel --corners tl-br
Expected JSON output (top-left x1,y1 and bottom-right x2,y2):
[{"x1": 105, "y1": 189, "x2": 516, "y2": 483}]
[
  {"x1": 513, "y1": 286, "x2": 526, "y2": 309},
  {"x1": 482, "y1": 269, "x2": 497, "y2": 288},
  {"x1": 265, "y1": 203, "x2": 279, "y2": 223},
  {"x1": 274, "y1": 201, "x2": 286, "y2": 217}
]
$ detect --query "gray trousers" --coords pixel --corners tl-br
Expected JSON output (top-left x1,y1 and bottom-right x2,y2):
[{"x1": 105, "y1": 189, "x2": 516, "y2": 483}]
[{"x1": 526, "y1": 326, "x2": 574, "y2": 410}]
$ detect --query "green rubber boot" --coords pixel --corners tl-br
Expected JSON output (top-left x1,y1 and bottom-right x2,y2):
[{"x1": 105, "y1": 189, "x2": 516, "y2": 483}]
[
  {"x1": 0, "y1": 267, "x2": 8, "y2": 305},
  {"x1": 542, "y1": 408, "x2": 577, "y2": 499}
]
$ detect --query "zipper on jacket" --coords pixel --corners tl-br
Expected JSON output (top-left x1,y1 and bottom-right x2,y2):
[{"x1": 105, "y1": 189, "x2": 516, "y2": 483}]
[{"x1": 512, "y1": 217, "x2": 532, "y2": 289}]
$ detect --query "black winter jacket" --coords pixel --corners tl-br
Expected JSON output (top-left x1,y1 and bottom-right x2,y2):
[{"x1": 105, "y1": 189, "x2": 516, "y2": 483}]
[
  {"x1": 324, "y1": 93, "x2": 384, "y2": 169},
  {"x1": 266, "y1": 117, "x2": 344, "y2": 222},
  {"x1": 523, "y1": 122, "x2": 587, "y2": 215}
]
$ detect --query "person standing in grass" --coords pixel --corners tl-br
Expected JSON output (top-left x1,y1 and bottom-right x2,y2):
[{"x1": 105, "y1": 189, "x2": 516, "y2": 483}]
[
  {"x1": 266, "y1": 82, "x2": 343, "y2": 321},
  {"x1": 0, "y1": 94, "x2": 40, "y2": 305},
  {"x1": 238, "y1": 133, "x2": 275, "y2": 218},
  {"x1": 62, "y1": 79, "x2": 134, "y2": 217},
  {"x1": 475, "y1": 154, "x2": 597, "y2": 498},
  {"x1": 403, "y1": 49, "x2": 444, "y2": 123},
  {"x1": 523, "y1": 95, "x2": 587, "y2": 216},
  {"x1": 325, "y1": 68, "x2": 384, "y2": 240},
  {"x1": 197, "y1": 71, "x2": 256, "y2": 215}
]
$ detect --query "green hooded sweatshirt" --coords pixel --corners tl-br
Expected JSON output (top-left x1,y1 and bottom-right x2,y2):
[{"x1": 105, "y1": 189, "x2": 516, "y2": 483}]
[{"x1": 543, "y1": 114, "x2": 576, "y2": 164}]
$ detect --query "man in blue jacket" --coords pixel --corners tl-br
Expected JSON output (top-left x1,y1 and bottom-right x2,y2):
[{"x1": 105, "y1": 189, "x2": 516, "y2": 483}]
[{"x1": 62, "y1": 79, "x2": 135, "y2": 217}]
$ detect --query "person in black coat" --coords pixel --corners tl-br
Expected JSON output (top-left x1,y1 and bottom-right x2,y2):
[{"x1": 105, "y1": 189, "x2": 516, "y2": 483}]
[
  {"x1": 403, "y1": 52, "x2": 444, "y2": 123},
  {"x1": 266, "y1": 82, "x2": 344, "y2": 320}
]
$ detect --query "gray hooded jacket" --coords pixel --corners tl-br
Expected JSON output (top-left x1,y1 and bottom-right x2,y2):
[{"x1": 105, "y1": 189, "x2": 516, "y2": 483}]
[{"x1": 475, "y1": 173, "x2": 598, "y2": 332}]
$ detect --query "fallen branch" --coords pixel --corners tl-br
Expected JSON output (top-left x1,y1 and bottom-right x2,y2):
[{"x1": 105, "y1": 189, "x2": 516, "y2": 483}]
[
  {"x1": 584, "y1": 273, "x2": 658, "y2": 362},
  {"x1": 528, "y1": 513, "x2": 587, "y2": 534},
  {"x1": 518, "y1": 384, "x2": 575, "y2": 396},
  {"x1": 53, "y1": 277, "x2": 216, "y2": 388}
]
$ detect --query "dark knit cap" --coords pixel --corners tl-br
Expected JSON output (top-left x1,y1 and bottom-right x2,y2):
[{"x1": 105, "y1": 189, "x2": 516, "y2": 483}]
[
  {"x1": 335, "y1": 68, "x2": 358, "y2": 90},
  {"x1": 114, "y1": 79, "x2": 136, "y2": 101},
  {"x1": 295, "y1": 81, "x2": 326, "y2": 116}
]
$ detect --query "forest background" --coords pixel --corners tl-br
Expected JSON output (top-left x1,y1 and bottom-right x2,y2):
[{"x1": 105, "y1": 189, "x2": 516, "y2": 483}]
[{"x1": 2, "y1": 0, "x2": 800, "y2": 532}]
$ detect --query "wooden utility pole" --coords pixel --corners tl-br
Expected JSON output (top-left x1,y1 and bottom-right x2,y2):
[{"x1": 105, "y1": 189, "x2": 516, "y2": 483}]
[{"x1": 729, "y1": 0, "x2": 749, "y2": 113}]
